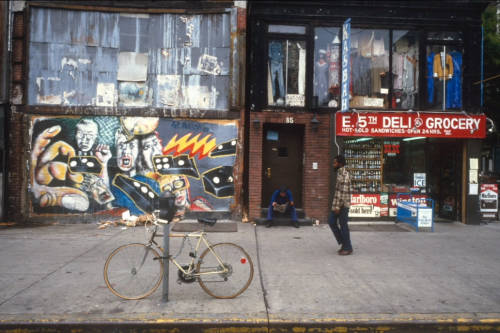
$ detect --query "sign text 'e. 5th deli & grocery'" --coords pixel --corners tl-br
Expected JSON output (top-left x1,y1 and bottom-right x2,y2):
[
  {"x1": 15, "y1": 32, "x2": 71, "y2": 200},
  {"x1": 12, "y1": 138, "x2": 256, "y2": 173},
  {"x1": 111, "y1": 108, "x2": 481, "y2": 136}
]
[{"x1": 336, "y1": 112, "x2": 486, "y2": 138}]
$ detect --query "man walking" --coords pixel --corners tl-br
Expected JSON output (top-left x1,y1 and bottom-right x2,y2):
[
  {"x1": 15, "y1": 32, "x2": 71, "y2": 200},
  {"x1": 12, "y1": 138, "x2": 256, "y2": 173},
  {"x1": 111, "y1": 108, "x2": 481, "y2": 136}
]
[{"x1": 329, "y1": 155, "x2": 353, "y2": 255}]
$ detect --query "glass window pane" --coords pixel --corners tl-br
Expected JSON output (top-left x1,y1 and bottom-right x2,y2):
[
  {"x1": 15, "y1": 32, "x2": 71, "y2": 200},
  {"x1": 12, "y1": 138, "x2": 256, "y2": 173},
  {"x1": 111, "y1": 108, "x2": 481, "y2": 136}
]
[
  {"x1": 268, "y1": 25, "x2": 306, "y2": 34},
  {"x1": 427, "y1": 32, "x2": 462, "y2": 41},
  {"x1": 392, "y1": 30, "x2": 419, "y2": 109},
  {"x1": 351, "y1": 29, "x2": 390, "y2": 109},
  {"x1": 314, "y1": 27, "x2": 341, "y2": 107},
  {"x1": 426, "y1": 45, "x2": 463, "y2": 110},
  {"x1": 268, "y1": 40, "x2": 306, "y2": 106}
]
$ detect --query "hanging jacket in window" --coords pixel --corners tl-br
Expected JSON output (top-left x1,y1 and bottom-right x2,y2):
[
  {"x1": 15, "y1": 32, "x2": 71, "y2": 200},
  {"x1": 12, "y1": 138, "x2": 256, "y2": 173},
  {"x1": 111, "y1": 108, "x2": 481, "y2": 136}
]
[
  {"x1": 433, "y1": 52, "x2": 454, "y2": 79},
  {"x1": 427, "y1": 52, "x2": 435, "y2": 104},
  {"x1": 446, "y1": 51, "x2": 462, "y2": 109}
]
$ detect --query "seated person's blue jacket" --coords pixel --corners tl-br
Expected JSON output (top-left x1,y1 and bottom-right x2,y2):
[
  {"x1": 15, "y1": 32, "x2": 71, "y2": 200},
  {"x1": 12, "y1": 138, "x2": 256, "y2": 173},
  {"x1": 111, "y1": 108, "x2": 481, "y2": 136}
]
[
  {"x1": 270, "y1": 189, "x2": 294, "y2": 206},
  {"x1": 267, "y1": 189, "x2": 298, "y2": 222}
]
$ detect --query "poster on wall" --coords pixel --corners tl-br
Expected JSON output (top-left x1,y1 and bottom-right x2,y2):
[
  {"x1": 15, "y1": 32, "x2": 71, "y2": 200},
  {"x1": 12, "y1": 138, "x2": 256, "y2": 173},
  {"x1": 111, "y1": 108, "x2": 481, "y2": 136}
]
[
  {"x1": 28, "y1": 116, "x2": 238, "y2": 219},
  {"x1": 480, "y1": 184, "x2": 498, "y2": 219},
  {"x1": 349, "y1": 194, "x2": 380, "y2": 218},
  {"x1": 389, "y1": 194, "x2": 427, "y2": 217}
]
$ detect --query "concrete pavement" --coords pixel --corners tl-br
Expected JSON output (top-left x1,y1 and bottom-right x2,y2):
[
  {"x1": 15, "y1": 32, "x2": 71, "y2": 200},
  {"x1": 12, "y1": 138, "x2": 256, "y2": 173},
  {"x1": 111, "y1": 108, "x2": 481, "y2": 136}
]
[{"x1": 0, "y1": 220, "x2": 499, "y2": 332}]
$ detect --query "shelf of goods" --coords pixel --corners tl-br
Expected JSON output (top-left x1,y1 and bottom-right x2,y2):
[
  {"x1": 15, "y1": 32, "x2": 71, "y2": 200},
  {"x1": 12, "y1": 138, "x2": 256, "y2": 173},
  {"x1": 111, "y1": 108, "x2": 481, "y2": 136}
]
[{"x1": 345, "y1": 143, "x2": 383, "y2": 194}]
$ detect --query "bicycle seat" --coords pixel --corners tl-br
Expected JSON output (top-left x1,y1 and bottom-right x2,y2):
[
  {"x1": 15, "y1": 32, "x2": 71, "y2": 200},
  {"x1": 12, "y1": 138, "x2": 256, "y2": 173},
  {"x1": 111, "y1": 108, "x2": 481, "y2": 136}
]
[{"x1": 197, "y1": 217, "x2": 217, "y2": 226}]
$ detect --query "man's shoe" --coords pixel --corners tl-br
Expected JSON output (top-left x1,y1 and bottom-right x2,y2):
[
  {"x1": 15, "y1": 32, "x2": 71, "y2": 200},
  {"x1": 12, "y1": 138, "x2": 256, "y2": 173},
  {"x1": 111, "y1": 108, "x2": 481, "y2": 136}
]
[
  {"x1": 338, "y1": 249, "x2": 353, "y2": 256},
  {"x1": 293, "y1": 221, "x2": 299, "y2": 228},
  {"x1": 265, "y1": 220, "x2": 273, "y2": 228}
]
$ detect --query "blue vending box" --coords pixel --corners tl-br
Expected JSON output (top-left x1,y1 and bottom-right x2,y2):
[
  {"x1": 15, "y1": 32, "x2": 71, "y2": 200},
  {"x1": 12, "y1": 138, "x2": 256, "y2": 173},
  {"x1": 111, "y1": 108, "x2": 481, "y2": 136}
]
[{"x1": 396, "y1": 193, "x2": 434, "y2": 232}]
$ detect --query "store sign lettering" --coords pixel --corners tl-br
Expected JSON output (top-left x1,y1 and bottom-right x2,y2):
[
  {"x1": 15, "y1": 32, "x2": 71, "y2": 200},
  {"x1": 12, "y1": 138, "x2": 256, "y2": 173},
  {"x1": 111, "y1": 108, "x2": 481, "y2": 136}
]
[
  {"x1": 341, "y1": 18, "x2": 351, "y2": 112},
  {"x1": 336, "y1": 112, "x2": 486, "y2": 139},
  {"x1": 389, "y1": 194, "x2": 427, "y2": 217},
  {"x1": 384, "y1": 143, "x2": 400, "y2": 155},
  {"x1": 349, "y1": 194, "x2": 380, "y2": 218}
]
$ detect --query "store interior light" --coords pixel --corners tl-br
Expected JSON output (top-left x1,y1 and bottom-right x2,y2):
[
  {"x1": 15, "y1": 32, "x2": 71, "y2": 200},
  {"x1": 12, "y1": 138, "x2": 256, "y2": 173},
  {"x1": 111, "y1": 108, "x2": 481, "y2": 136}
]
[
  {"x1": 348, "y1": 138, "x2": 373, "y2": 143},
  {"x1": 402, "y1": 137, "x2": 426, "y2": 142}
]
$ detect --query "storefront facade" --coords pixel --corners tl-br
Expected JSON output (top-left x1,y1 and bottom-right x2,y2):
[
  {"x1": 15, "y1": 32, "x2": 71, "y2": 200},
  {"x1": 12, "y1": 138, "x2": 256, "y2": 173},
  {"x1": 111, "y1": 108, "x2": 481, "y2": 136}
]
[
  {"x1": 4, "y1": 1, "x2": 247, "y2": 223},
  {"x1": 246, "y1": 1, "x2": 488, "y2": 224}
]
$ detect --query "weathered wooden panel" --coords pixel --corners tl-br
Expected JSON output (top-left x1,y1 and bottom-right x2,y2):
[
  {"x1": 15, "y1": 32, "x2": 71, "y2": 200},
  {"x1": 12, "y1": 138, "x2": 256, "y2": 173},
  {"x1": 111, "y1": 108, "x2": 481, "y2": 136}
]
[{"x1": 28, "y1": 7, "x2": 231, "y2": 110}]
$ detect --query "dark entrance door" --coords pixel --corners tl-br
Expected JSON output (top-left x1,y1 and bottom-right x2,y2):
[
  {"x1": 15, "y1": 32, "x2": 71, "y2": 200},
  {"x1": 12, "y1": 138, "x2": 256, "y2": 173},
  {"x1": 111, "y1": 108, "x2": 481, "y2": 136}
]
[
  {"x1": 261, "y1": 124, "x2": 304, "y2": 208},
  {"x1": 428, "y1": 139, "x2": 462, "y2": 220}
]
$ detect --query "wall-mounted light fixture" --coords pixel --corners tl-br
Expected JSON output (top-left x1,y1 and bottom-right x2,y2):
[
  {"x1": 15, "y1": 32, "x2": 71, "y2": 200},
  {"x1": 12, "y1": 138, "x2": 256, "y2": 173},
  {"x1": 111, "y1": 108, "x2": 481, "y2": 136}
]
[
  {"x1": 311, "y1": 114, "x2": 320, "y2": 132},
  {"x1": 487, "y1": 117, "x2": 496, "y2": 134},
  {"x1": 252, "y1": 118, "x2": 261, "y2": 130}
]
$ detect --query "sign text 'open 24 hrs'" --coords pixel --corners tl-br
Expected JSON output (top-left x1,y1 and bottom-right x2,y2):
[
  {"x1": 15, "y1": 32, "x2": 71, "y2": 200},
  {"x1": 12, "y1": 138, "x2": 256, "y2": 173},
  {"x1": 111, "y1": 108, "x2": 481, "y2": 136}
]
[{"x1": 336, "y1": 112, "x2": 486, "y2": 139}]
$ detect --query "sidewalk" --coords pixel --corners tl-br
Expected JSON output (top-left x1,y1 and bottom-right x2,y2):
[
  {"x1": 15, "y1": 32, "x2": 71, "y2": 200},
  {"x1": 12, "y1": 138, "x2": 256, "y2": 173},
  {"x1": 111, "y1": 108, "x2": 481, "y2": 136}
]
[{"x1": 0, "y1": 220, "x2": 499, "y2": 331}]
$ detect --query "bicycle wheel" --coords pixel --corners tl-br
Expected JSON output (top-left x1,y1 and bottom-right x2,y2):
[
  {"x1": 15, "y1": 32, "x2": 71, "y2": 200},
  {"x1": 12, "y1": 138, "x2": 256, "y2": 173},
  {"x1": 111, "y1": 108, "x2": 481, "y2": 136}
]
[
  {"x1": 104, "y1": 243, "x2": 163, "y2": 300},
  {"x1": 197, "y1": 242, "x2": 254, "y2": 299}
]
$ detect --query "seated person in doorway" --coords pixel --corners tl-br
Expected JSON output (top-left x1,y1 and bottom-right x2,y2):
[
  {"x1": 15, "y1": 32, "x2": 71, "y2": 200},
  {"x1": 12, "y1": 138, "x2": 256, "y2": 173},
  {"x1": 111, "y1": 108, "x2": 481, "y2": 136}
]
[{"x1": 266, "y1": 186, "x2": 299, "y2": 228}]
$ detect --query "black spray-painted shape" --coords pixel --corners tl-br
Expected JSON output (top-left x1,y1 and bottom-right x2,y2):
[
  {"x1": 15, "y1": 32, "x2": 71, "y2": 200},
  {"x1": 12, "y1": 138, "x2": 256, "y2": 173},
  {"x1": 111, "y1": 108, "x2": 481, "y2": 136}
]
[
  {"x1": 202, "y1": 166, "x2": 234, "y2": 198},
  {"x1": 210, "y1": 138, "x2": 237, "y2": 157},
  {"x1": 152, "y1": 154, "x2": 199, "y2": 179},
  {"x1": 113, "y1": 174, "x2": 158, "y2": 213},
  {"x1": 68, "y1": 156, "x2": 103, "y2": 175}
]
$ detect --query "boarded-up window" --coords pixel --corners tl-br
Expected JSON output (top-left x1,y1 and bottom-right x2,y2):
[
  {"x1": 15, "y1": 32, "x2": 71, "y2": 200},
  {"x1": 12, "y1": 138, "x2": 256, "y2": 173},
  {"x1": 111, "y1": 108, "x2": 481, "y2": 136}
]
[{"x1": 28, "y1": 8, "x2": 231, "y2": 110}]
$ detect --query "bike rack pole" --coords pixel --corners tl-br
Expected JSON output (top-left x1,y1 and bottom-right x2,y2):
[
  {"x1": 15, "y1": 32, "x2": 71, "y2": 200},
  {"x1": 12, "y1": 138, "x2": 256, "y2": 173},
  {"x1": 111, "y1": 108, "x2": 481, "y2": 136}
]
[{"x1": 162, "y1": 222, "x2": 170, "y2": 303}]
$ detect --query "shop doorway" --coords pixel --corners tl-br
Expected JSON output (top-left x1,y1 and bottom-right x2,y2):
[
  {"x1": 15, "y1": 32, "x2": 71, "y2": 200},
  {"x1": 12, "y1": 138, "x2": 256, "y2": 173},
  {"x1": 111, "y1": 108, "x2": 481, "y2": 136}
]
[
  {"x1": 261, "y1": 124, "x2": 304, "y2": 208},
  {"x1": 427, "y1": 139, "x2": 463, "y2": 221}
]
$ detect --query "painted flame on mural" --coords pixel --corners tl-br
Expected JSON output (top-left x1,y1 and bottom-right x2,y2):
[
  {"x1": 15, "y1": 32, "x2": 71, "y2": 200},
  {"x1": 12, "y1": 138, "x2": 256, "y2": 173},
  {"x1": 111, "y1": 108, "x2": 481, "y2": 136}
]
[{"x1": 163, "y1": 133, "x2": 216, "y2": 159}]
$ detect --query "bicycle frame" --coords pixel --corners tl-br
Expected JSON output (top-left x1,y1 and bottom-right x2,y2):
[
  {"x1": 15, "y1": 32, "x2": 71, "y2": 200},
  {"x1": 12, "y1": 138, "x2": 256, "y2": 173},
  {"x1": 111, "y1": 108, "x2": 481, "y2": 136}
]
[{"x1": 148, "y1": 224, "x2": 229, "y2": 279}]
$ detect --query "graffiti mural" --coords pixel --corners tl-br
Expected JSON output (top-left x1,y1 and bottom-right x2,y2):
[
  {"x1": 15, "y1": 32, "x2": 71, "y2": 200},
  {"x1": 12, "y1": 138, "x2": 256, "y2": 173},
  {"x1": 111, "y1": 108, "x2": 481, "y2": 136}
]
[{"x1": 29, "y1": 116, "x2": 238, "y2": 218}]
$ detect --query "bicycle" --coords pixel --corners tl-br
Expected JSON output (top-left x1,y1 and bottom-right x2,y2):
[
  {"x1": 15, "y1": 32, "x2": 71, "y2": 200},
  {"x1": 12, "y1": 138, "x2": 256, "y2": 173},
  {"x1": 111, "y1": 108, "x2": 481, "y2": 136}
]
[{"x1": 104, "y1": 210, "x2": 254, "y2": 300}]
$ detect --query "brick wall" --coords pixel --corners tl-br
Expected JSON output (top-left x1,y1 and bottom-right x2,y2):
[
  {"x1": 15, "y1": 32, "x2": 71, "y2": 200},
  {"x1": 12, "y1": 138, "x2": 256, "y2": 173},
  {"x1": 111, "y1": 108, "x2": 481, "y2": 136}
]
[
  {"x1": 6, "y1": 12, "x2": 26, "y2": 221},
  {"x1": 6, "y1": 110, "x2": 26, "y2": 221},
  {"x1": 248, "y1": 112, "x2": 331, "y2": 223}
]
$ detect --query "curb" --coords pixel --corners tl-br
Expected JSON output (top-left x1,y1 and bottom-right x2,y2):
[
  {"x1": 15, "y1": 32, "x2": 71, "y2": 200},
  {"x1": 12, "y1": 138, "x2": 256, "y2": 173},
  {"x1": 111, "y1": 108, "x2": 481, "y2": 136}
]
[{"x1": 1, "y1": 314, "x2": 499, "y2": 333}]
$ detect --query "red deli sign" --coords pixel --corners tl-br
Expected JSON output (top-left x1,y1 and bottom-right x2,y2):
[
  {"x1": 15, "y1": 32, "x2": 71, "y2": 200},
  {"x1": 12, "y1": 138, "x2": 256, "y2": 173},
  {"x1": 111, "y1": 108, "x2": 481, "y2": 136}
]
[{"x1": 336, "y1": 112, "x2": 486, "y2": 138}]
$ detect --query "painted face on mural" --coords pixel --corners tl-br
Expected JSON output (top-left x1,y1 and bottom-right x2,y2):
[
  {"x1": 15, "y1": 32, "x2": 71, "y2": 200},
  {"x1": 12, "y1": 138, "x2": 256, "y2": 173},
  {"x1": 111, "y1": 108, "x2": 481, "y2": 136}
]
[
  {"x1": 75, "y1": 119, "x2": 98, "y2": 153},
  {"x1": 115, "y1": 130, "x2": 139, "y2": 175},
  {"x1": 140, "y1": 133, "x2": 162, "y2": 173},
  {"x1": 159, "y1": 174, "x2": 189, "y2": 209}
]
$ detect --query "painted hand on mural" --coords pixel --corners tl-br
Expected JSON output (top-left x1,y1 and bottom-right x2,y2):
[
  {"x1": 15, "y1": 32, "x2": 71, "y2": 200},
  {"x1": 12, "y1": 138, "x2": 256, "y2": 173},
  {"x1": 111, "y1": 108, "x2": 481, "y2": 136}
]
[
  {"x1": 95, "y1": 143, "x2": 112, "y2": 188},
  {"x1": 95, "y1": 144, "x2": 112, "y2": 164},
  {"x1": 31, "y1": 125, "x2": 89, "y2": 211}
]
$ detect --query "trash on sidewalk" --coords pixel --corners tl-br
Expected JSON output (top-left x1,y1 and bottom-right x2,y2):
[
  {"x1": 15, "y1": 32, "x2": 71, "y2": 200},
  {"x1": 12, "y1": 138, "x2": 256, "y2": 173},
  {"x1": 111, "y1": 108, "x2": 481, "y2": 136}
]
[{"x1": 97, "y1": 210, "x2": 154, "y2": 229}]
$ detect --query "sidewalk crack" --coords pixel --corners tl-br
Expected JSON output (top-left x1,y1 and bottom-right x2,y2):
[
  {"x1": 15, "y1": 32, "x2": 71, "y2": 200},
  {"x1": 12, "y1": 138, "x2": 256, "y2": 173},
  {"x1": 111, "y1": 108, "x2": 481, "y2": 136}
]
[{"x1": 254, "y1": 225, "x2": 271, "y2": 330}]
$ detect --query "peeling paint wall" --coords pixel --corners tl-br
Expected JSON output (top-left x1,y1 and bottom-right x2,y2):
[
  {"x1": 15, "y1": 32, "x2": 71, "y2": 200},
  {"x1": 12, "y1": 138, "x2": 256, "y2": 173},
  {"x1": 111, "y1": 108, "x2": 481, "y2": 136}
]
[
  {"x1": 29, "y1": 116, "x2": 237, "y2": 216},
  {"x1": 28, "y1": 8, "x2": 231, "y2": 110}
]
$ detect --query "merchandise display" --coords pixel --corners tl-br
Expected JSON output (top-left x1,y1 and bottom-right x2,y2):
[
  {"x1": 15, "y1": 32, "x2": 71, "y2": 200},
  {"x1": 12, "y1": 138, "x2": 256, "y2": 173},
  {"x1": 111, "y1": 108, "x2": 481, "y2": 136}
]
[{"x1": 345, "y1": 140, "x2": 383, "y2": 193}]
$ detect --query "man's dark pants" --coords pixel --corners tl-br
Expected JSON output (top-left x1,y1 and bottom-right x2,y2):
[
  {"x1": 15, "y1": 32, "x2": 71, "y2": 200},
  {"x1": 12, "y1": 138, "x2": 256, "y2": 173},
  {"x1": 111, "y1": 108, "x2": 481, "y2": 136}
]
[{"x1": 328, "y1": 207, "x2": 352, "y2": 251}]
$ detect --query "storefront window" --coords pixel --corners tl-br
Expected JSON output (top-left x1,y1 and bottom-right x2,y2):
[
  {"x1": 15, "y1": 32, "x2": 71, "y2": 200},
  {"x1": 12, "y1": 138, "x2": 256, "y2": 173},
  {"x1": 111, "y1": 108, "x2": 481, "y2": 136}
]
[
  {"x1": 350, "y1": 29, "x2": 389, "y2": 109},
  {"x1": 313, "y1": 27, "x2": 341, "y2": 107},
  {"x1": 268, "y1": 40, "x2": 306, "y2": 107},
  {"x1": 426, "y1": 44, "x2": 463, "y2": 110},
  {"x1": 392, "y1": 30, "x2": 419, "y2": 109},
  {"x1": 383, "y1": 138, "x2": 425, "y2": 186}
]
